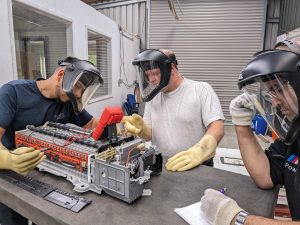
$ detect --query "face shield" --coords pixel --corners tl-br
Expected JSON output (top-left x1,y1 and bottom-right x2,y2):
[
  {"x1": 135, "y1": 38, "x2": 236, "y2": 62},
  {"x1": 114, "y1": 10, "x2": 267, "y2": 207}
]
[
  {"x1": 242, "y1": 74, "x2": 299, "y2": 141},
  {"x1": 60, "y1": 59, "x2": 103, "y2": 113},
  {"x1": 132, "y1": 49, "x2": 175, "y2": 102},
  {"x1": 238, "y1": 49, "x2": 300, "y2": 145},
  {"x1": 70, "y1": 71, "x2": 102, "y2": 112},
  {"x1": 136, "y1": 61, "x2": 163, "y2": 101}
]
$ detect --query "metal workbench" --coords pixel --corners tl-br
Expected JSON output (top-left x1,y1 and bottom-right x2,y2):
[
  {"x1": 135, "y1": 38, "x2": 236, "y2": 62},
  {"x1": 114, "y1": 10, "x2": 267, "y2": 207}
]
[{"x1": 0, "y1": 159, "x2": 279, "y2": 225}]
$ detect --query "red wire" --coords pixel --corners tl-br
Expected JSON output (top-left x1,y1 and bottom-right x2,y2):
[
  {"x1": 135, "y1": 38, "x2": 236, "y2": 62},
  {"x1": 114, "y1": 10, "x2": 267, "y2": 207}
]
[
  {"x1": 126, "y1": 147, "x2": 141, "y2": 167},
  {"x1": 63, "y1": 133, "x2": 90, "y2": 146}
]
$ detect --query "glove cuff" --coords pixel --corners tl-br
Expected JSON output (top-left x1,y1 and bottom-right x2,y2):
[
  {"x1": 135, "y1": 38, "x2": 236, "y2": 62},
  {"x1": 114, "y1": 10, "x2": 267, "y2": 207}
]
[
  {"x1": 191, "y1": 134, "x2": 217, "y2": 165},
  {"x1": 138, "y1": 124, "x2": 151, "y2": 140},
  {"x1": 215, "y1": 199, "x2": 243, "y2": 225},
  {"x1": 0, "y1": 149, "x2": 11, "y2": 170},
  {"x1": 0, "y1": 143, "x2": 8, "y2": 150},
  {"x1": 195, "y1": 134, "x2": 217, "y2": 153},
  {"x1": 196, "y1": 134, "x2": 217, "y2": 147}
]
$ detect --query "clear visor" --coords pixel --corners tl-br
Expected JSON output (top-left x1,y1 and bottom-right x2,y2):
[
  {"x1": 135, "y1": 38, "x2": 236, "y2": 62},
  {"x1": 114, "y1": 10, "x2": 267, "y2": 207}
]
[
  {"x1": 242, "y1": 74, "x2": 299, "y2": 141},
  {"x1": 72, "y1": 72, "x2": 101, "y2": 111},
  {"x1": 136, "y1": 61, "x2": 162, "y2": 101}
]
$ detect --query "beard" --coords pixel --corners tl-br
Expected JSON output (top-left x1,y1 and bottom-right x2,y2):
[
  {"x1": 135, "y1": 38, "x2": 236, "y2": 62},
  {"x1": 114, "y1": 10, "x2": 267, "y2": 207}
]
[{"x1": 55, "y1": 85, "x2": 69, "y2": 103}]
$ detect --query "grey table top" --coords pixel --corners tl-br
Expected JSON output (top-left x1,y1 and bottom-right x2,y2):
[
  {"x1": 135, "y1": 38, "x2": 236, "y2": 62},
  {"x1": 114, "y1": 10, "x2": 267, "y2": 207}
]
[{"x1": 0, "y1": 161, "x2": 279, "y2": 225}]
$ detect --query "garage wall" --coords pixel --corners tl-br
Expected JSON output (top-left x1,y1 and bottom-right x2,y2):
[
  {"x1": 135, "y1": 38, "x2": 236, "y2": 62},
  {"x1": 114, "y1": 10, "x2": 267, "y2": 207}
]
[{"x1": 149, "y1": 0, "x2": 267, "y2": 119}]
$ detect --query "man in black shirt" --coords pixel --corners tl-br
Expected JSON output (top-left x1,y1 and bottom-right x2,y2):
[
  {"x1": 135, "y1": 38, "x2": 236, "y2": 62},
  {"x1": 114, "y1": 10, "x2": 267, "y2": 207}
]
[{"x1": 200, "y1": 38, "x2": 300, "y2": 225}]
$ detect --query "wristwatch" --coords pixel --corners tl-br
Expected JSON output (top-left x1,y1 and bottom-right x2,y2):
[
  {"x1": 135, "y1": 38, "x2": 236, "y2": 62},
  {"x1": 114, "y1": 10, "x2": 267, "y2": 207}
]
[{"x1": 234, "y1": 211, "x2": 249, "y2": 225}]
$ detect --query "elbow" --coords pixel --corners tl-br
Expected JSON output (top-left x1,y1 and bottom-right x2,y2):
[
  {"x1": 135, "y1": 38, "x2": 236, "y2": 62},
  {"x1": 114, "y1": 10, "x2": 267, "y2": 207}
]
[
  {"x1": 251, "y1": 161, "x2": 274, "y2": 189},
  {"x1": 255, "y1": 182, "x2": 274, "y2": 190},
  {"x1": 253, "y1": 177, "x2": 274, "y2": 189}
]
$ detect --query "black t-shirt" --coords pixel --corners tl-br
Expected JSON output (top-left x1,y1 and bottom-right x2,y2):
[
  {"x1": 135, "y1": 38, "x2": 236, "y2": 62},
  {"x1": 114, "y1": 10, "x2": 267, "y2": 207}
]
[
  {"x1": 265, "y1": 139, "x2": 300, "y2": 220},
  {"x1": 0, "y1": 80, "x2": 93, "y2": 149}
]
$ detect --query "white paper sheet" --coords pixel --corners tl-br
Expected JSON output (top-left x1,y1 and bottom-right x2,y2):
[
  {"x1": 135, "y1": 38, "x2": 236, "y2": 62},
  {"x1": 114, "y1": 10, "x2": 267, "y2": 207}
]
[{"x1": 174, "y1": 201, "x2": 211, "y2": 225}]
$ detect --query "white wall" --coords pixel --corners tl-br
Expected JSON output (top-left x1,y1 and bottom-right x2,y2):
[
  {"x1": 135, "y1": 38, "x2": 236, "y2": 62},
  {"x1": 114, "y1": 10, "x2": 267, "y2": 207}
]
[
  {"x1": 0, "y1": 0, "x2": 140, "y2": 118},
  {"x1": 0, "y1": 0, "x2": 17, "y2": 83},
  {"x1": 118, "y1": 31, "x2": 140, "y2": 105}
]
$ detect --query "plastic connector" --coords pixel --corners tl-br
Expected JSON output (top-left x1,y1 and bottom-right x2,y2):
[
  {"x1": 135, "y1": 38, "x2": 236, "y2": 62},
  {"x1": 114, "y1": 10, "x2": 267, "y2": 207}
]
[{"x1": 92, "y1": 107, "x2": 124, "y2": 141}]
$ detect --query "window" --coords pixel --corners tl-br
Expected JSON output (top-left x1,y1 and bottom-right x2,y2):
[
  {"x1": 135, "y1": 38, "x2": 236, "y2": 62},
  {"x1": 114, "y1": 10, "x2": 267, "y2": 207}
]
[
  {"x1": 12, "y1": 2, "x2": 71, "y2": 80},
  {"x1": 88, "y1": 30, "x2": 111, "y2": 98}
]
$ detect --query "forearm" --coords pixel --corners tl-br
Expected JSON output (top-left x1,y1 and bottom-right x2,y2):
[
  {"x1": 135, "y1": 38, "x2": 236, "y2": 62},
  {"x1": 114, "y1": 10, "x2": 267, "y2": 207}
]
[
  {"x1": 83, "y1": 118, "x2": 99, "y2": 129},
  {"x1": 206, "y1": 120, "x2": 225, "y2": 143},
  {"x1": 239, "y1": 215, "x2": 300, "y2": 225},
  {"x1": 235, "y1": 126, "x2": 273, "y2": 188}
]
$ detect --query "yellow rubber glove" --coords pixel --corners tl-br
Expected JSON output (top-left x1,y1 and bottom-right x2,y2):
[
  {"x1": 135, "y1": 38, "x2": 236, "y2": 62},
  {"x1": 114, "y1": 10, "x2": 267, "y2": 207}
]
[
  {"x1": 116, "y1": 124, "x2": 122, "y2": 136},
  {"x1": 0, "y1": 147, "x2": 46, "y2": 176},
  {"x1": 121, "y1": 113, "x2": 151, "y2": 139},
  {"x1": 165, "y1": 134, "x2": 217, "y2": 172},
  {"x1": 0, "y1": 143, "x2": 8, "y2": 150}
]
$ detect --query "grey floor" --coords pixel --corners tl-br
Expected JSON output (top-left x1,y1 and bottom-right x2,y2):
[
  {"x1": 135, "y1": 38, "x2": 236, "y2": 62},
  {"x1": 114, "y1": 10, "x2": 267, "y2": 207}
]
[{"x1": 218, "y1": 125, "x2": 240, "y2": 149}]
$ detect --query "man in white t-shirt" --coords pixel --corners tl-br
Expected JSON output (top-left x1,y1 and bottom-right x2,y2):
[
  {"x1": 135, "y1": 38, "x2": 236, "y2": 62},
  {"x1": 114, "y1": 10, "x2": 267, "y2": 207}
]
[{"x1": 121, "y1": 49, "x2": 224, "y2": 171}]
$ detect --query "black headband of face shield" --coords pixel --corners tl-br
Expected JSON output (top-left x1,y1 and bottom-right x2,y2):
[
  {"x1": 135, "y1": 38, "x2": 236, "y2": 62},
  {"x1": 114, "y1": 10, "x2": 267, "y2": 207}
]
[
  {"x1": 147, "y1": 49, "x2": 178, "y2": 66},
  {"x1": 57, "y1": 59, "x2": 103, "y2": 84},
  {"x1": 58, "y1": 60, "x2": 75, "y2": 71},
  {"x1": 58, "y1": 59, "x2": 89, "y2": 71},
  {"x1": 167, "y1": 53, "x2": 178, "y2": 66},
  {"x1": 159, "y1": 50, "x2": 178, "y2": 66},
  {"x1": 133, "y1": 49, "x2": 178, "y2": 69}
]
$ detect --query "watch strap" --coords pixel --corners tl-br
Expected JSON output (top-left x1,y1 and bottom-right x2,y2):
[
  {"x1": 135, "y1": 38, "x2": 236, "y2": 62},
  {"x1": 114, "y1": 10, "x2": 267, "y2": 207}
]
[{"x1": 234, "y1": 210, "x2": 249, "y2": 225}]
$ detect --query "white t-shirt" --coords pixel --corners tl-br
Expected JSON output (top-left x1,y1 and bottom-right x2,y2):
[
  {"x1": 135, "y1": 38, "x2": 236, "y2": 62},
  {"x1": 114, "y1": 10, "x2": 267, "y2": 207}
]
[{"x1": 143, "y1": 78, "x2": 224, "y2": 156}]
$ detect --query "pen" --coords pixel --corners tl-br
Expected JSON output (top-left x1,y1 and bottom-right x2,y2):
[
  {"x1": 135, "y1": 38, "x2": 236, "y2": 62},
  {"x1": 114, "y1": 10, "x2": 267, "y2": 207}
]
[
  {"x1": 9, "y1": 147, "x2": 51, "y2": 155},
  {"x1": 219, "y1": 188, "x2": 227, "y2": 194}
]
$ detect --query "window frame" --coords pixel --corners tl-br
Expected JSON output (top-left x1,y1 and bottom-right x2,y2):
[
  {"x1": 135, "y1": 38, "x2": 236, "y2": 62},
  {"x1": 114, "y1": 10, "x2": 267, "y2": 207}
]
[{"x1": 86, "y1": 26, "x2": 113, "y2": 102}]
